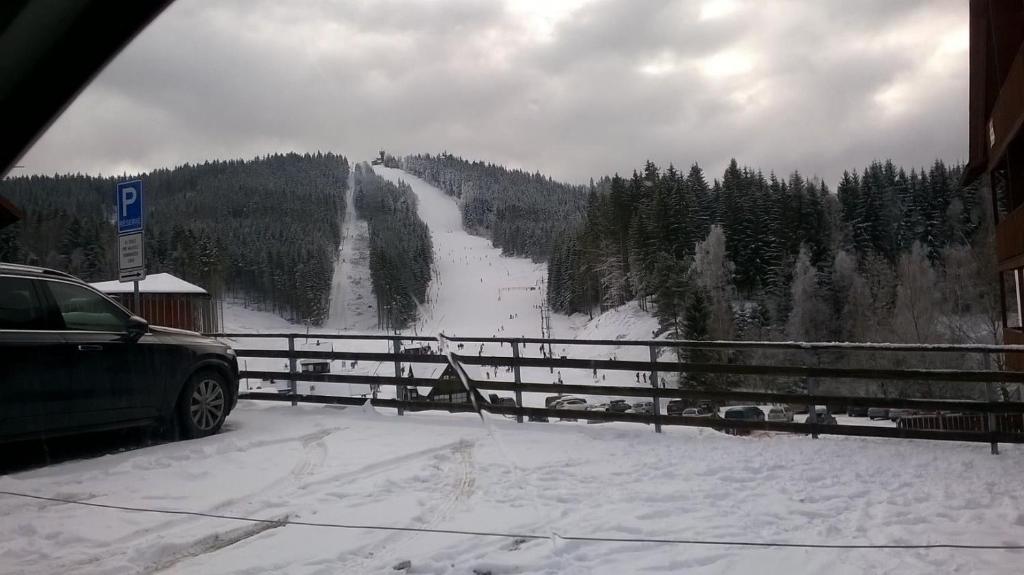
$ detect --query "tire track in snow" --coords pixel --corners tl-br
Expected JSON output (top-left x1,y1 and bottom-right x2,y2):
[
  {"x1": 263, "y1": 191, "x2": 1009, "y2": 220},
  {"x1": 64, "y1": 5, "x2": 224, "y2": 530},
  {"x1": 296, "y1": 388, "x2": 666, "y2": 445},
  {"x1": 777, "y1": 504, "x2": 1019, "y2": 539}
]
[
  {"x1": 143, "y1": 514, "x2": 289, "y2": 575},
  {"x1": 333, "y1": 439, "x2": 478, "y2": 572},
  {"x1": 25, "y1": 435, "x2": 477, "y2": 575},
  {"x1": 27, "y1": 428, "x2": 342, "y2": 575},
  {"x1": 105, "y1": 428, "x2": 341, "y2": 547}
]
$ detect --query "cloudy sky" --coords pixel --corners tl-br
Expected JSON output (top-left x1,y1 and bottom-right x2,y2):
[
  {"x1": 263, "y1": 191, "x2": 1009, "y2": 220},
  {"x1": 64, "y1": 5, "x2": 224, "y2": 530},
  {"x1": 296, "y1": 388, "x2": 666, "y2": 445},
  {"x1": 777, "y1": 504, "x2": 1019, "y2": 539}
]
[{"x1": 20, "y1": 0, "x2": 968, "y2": 187}]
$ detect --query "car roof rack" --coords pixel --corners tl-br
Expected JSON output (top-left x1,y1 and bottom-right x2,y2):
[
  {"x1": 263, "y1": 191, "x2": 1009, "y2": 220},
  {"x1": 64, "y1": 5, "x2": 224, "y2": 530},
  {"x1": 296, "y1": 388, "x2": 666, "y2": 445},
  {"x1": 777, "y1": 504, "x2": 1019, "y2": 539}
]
[{"x1": 0, "y1": 262, "x2": 78, "y2": 280}]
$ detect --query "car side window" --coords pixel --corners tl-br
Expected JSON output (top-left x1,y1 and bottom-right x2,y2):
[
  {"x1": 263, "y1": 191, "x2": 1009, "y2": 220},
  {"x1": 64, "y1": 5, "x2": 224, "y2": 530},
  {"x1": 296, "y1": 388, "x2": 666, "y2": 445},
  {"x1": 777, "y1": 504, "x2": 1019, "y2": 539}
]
[
  {"x1": 0, "y1": 276, "x2": 50, "y2": 329},
  {"x1": 46, "y1": 281, "x2": 128, "y2": 332}
]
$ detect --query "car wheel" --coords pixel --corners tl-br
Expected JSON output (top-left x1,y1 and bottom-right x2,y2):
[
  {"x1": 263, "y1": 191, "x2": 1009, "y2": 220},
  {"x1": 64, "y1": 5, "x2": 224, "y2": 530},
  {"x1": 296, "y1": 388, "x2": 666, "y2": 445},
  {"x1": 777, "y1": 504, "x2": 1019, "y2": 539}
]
[{"x1": 178, "y1": 370, "x2": 229, "y2": 439}]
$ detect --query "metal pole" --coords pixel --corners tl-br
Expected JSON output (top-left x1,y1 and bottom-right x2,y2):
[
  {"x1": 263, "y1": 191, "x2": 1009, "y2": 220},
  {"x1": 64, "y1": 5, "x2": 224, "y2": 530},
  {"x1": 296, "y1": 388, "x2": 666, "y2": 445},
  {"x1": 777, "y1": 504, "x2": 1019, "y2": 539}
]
[
  {"x1": 512, "y1": 339, "x2": 523, "y2": 423},
  {"x1": 393, "y1": 338, "x2": 404, "y2": 416},
  {"x1": 545, "y1": 302, "x2": 553, "y2": 359},
  {"x1": 288, "y1": 335, "x2": 297, "y2": 407},
  {"x1": 650, "y1": 344, "x2": 661, "y2": 434},
  {"x1": 133, "y1": 280, "x2": 140, "y2": 315}
]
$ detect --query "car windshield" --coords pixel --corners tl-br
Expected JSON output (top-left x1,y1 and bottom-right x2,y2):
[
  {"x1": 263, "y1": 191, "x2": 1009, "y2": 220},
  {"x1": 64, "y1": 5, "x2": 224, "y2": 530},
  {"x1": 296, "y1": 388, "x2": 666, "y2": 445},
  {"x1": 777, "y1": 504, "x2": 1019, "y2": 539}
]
[{"x1": 4, "y1": 2, "x2": 1024, "y2": 573}]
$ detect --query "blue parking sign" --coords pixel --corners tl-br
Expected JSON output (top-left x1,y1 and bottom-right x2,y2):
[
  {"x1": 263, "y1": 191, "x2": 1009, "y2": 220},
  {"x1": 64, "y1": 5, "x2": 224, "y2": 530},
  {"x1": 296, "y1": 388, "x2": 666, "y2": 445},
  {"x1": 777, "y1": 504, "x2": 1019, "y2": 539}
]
[{"x1": 116, "y1": 180, "x2": 143, "y2": 234}]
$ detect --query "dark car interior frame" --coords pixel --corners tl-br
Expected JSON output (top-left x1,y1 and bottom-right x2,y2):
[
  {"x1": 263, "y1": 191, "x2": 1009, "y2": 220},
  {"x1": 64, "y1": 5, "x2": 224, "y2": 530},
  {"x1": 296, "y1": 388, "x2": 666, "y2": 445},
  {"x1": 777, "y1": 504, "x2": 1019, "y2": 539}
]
[{"x1": 0, "y1": 0, "x2": 174, "y2": 176}]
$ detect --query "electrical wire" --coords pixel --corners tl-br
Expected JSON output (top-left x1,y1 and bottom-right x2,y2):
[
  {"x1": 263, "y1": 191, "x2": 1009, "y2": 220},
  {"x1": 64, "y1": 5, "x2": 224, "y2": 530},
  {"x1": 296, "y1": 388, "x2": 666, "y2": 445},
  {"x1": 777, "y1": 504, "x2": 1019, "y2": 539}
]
[{"x1": 3, "y1": 490, "x2": 1023, "y2": 550}]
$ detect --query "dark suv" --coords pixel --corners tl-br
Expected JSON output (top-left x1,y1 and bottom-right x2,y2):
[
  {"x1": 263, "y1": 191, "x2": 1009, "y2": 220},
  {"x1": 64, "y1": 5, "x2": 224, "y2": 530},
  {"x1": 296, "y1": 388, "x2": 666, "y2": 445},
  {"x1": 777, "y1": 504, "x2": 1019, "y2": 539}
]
[{"x1": 0, "y1": 263, "x2": 239, "y2": 442}]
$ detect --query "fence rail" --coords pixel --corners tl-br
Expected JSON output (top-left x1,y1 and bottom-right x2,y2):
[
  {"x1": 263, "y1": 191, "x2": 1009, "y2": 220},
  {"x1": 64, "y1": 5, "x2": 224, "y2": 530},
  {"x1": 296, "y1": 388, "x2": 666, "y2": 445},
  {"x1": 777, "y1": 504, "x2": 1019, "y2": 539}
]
[{"x1": 218, "y1": 332, "x2": 1024, "y2": 453}]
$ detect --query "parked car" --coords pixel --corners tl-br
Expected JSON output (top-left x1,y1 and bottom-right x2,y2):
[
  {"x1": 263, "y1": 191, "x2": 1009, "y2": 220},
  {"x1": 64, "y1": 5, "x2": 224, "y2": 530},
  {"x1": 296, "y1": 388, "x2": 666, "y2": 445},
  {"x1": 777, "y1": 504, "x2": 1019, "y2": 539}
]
[
  {"x1": 696, "y1": 400, "x2": 718, "y2": 413},
  {"x1": 545, "y1": 395, "x2": 566, "y2": 408},
  {"x1": 0, "y1": 263, "x2": 240, "y2": 442},
  {"x1": 867, "y1": 407, "x2": 891, "y2": 420},
  {"x1": 553, "y1": 397, "x2": 588, "y2": 421},
  {"x1": 681, "y1": 407, "x2": 718, "y2": 418},
  {"x1": 724, "y1": 406, "x2": 765, "y2": 421},
  {"x1": 766, "y1": 406, "x2": 794, "y2": 422},
  {"x1": 888, "y1": 408, "x2": 919, "y2": 421},
  {"x1": 628, "y1": 401, "x2": 655, "y2": 415},
  {"x1": 495, "y1": 397, "x2": 517, "y2": 407},
  {"x1": 722, "y1": 406, "x2": 765, "y2": 436},
  {"x1": 804, "y1": 406, "x2": 838, "y2": 425},
  {"x1": 846, "y1": 405, "x2": 870, "y2": 417},
  {"x1": 553, "y1": 397, "x2": 588, "y2": 410},
  {"x1": 607, "y1": 399, "x2": 631, "y2": 413}
]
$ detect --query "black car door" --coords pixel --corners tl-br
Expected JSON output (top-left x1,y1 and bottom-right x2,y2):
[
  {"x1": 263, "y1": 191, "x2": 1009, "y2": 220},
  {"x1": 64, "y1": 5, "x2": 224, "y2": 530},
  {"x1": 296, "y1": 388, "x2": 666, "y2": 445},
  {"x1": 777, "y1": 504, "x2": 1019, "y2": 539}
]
[
  {"x1": 41, "y1": 279, "x2": 161, "y2": 426},
  {"x1": 0, "y1": 275, "x2": 75, "y2": 436}
]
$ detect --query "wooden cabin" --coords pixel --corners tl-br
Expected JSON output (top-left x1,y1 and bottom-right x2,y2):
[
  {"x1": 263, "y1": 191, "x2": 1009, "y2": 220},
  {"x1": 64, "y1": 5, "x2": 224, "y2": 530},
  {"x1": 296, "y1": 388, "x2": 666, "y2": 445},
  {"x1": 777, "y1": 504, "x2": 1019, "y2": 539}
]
[
  {"x1": 404, "y1": 364, "x2": 489, "y2": 411},
  {"x1": 90, "y1": 272, "x2": 221, "y2": 333}
]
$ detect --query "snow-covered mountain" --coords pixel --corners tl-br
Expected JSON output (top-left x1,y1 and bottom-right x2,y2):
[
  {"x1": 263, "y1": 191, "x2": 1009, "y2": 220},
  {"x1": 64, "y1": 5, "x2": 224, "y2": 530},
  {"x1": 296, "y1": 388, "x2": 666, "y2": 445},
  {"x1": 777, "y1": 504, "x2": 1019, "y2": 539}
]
[{"x1": 224, "y1": 165, "x2": 663, "y2": 401}]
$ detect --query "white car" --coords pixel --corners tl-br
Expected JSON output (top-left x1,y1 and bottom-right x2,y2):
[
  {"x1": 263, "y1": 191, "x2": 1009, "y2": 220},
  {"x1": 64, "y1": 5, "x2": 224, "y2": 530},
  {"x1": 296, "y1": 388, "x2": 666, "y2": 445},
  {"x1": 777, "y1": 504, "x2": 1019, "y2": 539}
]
[
  {"x1": 554, "y1": 397, "x2": 589, "y2": 410},
  {"x1": 553, "y1": 397, "x2": 588, "y2": 421},
  {"x1": 629, "y1": 401, "x2": 655, "y2": 415},
  {"x1": 766, "y1": 406, "x2": 793, "y2": 422}
]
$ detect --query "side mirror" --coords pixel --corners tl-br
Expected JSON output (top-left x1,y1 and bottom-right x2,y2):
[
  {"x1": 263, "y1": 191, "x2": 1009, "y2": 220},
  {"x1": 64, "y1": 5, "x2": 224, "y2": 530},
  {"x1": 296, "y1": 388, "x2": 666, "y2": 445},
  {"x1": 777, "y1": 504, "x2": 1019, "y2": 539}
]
[{"x1": 125, "y1": 315, "x2": 149, "y2": 342}]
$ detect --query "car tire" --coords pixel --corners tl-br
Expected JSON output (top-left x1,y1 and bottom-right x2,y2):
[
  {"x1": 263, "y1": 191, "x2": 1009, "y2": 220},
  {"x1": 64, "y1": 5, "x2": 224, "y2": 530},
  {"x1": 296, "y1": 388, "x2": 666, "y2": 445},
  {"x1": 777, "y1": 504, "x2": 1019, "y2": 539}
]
[{"x1": 177, "y1": 369, "x2": 229, "y2": 439}]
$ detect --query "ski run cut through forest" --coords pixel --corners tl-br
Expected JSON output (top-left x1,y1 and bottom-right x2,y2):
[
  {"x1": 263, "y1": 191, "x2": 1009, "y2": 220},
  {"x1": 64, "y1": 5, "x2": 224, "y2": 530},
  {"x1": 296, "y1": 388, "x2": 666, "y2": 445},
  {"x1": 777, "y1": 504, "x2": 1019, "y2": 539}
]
[{"x1": 1, "y1": 157, "x2": 1022, "y2": 574}]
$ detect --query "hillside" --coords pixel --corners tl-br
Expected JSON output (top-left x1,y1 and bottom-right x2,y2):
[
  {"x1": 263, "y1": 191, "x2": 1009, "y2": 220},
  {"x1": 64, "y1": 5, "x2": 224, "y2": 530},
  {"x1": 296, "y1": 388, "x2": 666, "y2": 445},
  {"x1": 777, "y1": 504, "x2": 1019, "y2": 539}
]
[
  {"x1": 401, "y1": 153, "x2": 588, "y2": 261},
  {"x1": 0, "y1": 153, "x2": 349, "y2": 325}
]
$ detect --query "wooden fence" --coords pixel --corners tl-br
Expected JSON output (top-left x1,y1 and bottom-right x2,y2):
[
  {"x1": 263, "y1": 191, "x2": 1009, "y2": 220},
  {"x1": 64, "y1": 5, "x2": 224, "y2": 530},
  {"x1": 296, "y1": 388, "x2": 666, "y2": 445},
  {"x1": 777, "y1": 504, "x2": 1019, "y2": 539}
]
[{"x1": 213, "y1": 332, "x2": 1024, "y2": 454}]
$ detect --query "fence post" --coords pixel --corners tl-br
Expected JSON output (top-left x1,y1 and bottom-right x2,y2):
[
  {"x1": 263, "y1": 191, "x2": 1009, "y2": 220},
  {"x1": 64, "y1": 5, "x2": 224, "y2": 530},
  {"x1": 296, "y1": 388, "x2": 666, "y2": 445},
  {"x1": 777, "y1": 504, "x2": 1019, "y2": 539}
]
[
  {"x1": 288, "y1": 334, "x2": 297, "y2": 407},
  {"x1": 984, "y1": 352, "x2": 999, "y2": 455},
  {"x1": 393, "y1": 338, "x2": 404, "y2": 416},
  {"x1": 650, "y1": 344, "x2": 662, "y2": 434},
  {"x1": 512, "y1": 339, "x2": 523, "y2": 423},
  {"x1": 807, "y1": 350, "x2": 818, "y2": 439}
]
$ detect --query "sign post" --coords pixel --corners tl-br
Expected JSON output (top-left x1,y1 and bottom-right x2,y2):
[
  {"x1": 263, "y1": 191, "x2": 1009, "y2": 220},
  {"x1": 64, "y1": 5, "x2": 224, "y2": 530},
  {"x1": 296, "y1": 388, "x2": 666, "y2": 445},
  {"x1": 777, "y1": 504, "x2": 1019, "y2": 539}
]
[{"x1": 116, "y1": 180, "x2": 145, "y2": 312}]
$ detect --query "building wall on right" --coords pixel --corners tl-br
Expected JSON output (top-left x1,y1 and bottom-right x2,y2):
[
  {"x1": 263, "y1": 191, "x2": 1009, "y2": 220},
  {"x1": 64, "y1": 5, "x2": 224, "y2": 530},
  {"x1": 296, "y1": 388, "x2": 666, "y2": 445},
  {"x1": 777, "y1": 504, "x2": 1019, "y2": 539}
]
[{"x1": 966, "y1": 1, "x2": 1024, "y2": 369}]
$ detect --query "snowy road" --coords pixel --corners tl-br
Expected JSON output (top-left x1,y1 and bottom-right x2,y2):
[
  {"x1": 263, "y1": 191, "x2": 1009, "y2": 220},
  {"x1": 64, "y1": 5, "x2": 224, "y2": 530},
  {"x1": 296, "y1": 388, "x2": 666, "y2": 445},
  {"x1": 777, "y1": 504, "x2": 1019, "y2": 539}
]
[{"x1": 3, "y1": 402, "x2": 1024, "y2": 574}]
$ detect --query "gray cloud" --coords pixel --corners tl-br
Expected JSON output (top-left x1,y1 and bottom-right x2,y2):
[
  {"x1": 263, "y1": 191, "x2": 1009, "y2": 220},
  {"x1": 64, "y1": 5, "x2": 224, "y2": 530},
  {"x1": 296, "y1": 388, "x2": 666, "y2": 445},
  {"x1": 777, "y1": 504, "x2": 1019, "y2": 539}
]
[{"x1": 19, "y1": 0, "x2": 967, "y2": 186}]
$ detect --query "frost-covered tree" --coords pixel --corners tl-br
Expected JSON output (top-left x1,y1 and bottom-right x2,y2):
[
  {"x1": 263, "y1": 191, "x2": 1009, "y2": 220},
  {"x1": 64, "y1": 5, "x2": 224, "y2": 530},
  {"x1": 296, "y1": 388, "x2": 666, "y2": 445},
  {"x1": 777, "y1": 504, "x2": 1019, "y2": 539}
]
[
  {"x1": 893, "y1": 242, "x2": 941, "y2": 343},
  {"x1": 690, "y1": 225, "x2": 736, "y2": 340},
  {"x1": 831, "y1": 249, "x2": 874, "y2": 342},
  {"x1": 354, "y1": 164, "x2": 434, "y2": 330},
  {"x1": 786, "y1": 246, "x2": 829, "y2": 342},
  {"x1": 595, "y1": 249, "x2": 630, "y2": 308}
]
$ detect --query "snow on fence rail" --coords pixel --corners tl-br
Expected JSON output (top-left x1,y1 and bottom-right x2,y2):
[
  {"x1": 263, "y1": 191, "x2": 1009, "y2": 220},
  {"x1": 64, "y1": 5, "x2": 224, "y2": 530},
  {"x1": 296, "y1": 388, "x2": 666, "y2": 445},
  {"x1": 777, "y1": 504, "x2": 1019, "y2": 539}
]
[{"x1": 213, "y1": 332, "x2": 1024, "y2": 453}]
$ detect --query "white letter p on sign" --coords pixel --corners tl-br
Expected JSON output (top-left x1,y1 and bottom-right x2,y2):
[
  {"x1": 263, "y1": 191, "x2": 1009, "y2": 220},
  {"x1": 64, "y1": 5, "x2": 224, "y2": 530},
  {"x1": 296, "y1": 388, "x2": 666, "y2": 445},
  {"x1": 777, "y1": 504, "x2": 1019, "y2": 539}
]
[{"x1": 121, "y1": 186, "x2": 137, "y2": 217}]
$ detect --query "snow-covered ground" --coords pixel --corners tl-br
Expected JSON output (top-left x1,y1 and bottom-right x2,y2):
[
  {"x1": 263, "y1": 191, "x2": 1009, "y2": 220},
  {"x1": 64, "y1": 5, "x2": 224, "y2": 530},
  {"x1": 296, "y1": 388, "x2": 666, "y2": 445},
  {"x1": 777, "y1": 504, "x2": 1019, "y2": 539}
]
[
  {"x1": 9, "y1": 167, "x2": 1017, "y2": 573},
  {"x1": 2, "y1": 402, "x2": 1023, "y2": 574}
]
